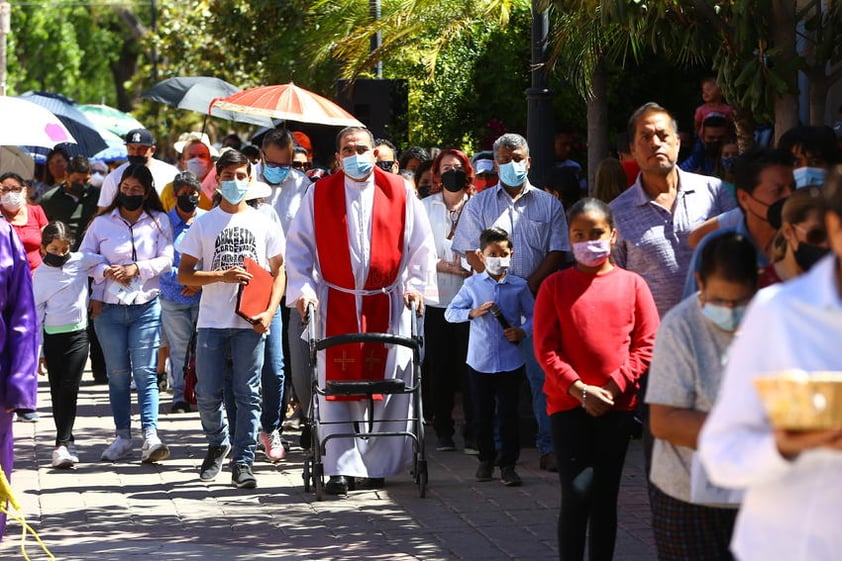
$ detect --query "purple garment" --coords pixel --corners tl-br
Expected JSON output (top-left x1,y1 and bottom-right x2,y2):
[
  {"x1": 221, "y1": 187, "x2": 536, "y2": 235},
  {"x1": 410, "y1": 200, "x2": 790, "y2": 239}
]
[{"x1": 0, "y1": 220, "x2": 38, "y2": 540}]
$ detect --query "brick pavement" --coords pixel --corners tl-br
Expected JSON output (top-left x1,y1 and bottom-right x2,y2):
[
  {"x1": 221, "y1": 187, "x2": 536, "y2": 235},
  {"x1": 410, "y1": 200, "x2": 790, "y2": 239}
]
[{"x1": 2, "y1": 377, "x2": 656, "y2": 560}]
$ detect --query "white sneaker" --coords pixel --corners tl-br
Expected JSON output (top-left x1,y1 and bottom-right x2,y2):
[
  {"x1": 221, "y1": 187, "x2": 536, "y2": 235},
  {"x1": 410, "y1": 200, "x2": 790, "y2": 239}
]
[
  {"x1": 141, "y1": 434, "x2": 170, "y2": 463},
  {"x1": 51, "y1": 446, "x2": 77, "y2": 469},
  {"x1": 66, "y1": 443, "x2": 80, "y2": 463},
  {"x1": 101, "y1": 436, "x2": 134, "y2": 462},
  {"x1": 259, "y1": 429, "x2": 286, "y2": 462}
]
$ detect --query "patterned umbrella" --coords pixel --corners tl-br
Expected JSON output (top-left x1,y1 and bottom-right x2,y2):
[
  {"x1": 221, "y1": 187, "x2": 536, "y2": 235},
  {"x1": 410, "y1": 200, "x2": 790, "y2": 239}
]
[
  {"x1": 17, "y1": 91, "x2": 108, "y2": 156},
  {"x1": 0, "y1": 96, "x2": 76, "y2": 148},
  {"x1": 209, "y1": 82, "x2": 364, "y2": 128}
]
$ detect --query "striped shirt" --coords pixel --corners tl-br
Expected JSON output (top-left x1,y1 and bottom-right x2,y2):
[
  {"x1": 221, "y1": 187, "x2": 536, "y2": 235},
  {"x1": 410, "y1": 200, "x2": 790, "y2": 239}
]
[
  {"x1": 609, "y1": 168, "x2": 736, "y2": 317},
  {"x1": 451, "y1": 181, "x2": 568, "y2": 280}
]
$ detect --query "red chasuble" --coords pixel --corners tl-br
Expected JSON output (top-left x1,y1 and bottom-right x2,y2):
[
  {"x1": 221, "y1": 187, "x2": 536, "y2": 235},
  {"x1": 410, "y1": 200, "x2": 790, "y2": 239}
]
[{"x1": 314, "y1": 167, "x2": 407, "y2": 385}]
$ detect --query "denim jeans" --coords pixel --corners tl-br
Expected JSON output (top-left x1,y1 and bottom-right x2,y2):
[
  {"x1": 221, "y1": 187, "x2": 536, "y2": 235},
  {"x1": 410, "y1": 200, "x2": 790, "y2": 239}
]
[
  {"x1": 159, "y1": 298, "x2": 200, "y2": 403},
  {"x1": 94, "y1": 299, "x2": 162, "y2": 437},
  {"x1": 196, "y1": 328, "x2": 265, "y2": 465},
  {"x1": 522, "y1": 333, "x2": 553, "y2": 455},
  {"x1": 260, "y1": 308, "x2": 285, "y2": 433}
]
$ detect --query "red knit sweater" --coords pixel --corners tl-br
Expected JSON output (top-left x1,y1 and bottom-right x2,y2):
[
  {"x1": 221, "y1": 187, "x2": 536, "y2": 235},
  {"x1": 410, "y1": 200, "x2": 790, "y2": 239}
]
[{"x1": 534, "y1": 265, "x2": 660, "y2": 414}]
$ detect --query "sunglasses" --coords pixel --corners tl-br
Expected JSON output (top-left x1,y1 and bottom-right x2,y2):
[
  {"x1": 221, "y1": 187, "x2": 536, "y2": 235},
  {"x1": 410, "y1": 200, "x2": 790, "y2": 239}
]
[
  {"x1": 375, "y1": 160, "x2": 396, "y2": 171},
  {"x1": 291, "y1": 161, "x2": 311, "y2": 170}
]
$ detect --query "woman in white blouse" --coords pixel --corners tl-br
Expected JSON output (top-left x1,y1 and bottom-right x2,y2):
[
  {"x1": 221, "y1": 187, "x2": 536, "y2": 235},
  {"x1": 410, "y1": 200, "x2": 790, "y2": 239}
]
[
  {"x1": 80, "y1": 164, "x2": 173, "y2": 465},
  {"x1": 699, "y1": 167, "x2": 842, "y2": 561},
  {"x1": 421, "y1": 148, "x2": 475, "y2": 452}
]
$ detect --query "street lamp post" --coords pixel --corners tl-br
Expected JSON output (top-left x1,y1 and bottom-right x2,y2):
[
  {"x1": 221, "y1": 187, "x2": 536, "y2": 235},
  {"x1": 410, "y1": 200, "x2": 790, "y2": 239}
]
[{"x1": 526, "y1": 3, "x2": 554, "y2": 189}]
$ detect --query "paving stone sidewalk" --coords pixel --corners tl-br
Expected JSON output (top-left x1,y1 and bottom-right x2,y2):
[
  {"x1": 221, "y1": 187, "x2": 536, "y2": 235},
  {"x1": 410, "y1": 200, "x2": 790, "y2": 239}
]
[{"x1": 3, "y1": 378, "x2": 656, "y2": 560}]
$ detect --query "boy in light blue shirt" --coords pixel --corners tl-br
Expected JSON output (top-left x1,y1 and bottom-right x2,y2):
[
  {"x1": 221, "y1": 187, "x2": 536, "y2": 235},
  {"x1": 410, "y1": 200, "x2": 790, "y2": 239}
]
[{"x1": 445, "y1": 227, "x2": 534, "y2": 486}]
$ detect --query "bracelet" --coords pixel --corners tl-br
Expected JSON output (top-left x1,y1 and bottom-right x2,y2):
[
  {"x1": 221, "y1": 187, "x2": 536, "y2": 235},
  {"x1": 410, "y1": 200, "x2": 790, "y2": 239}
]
[{"x1": 582, "y1": 387, "x2": 587, "y2": 407}]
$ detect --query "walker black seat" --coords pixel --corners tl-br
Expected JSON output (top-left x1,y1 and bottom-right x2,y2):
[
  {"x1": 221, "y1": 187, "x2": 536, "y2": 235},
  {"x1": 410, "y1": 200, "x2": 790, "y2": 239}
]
[{"x1": 325, "y1": 379, "x2": 406, "y2": 396}]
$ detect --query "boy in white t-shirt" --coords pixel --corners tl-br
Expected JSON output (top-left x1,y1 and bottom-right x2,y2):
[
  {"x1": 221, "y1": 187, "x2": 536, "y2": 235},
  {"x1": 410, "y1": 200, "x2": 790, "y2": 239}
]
[{"x1": 177, "y1": 150, "x2": 286, "y2": 489}]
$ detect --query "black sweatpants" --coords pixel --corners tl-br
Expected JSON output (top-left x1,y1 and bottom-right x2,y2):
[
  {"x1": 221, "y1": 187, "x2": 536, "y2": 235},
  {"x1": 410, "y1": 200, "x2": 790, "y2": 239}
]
[{"x1": 43, "y1": 329, "x2": 89, "y2": 447}]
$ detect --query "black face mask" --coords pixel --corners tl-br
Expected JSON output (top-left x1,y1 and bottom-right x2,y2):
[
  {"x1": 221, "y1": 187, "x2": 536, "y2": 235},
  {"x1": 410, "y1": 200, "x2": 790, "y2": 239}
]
[
  {"x1": 127, "y1": 155, "x2": 149, "y2": 166},
  {"x1": 441, "y1": 169, "x2": 467, "y2": 193},
  {"x1": 69, "y1": 182, "x2": 85, "y2": 197},
  {"x1": 176, "y1": 193, "x2": 199, "y2": 214},
  {"x1": 375, "y1": 160, "x2": 395, "y2": 172},
  {"x1": 417, "y1": 184, "x2": 431, "y2": 199},
  {"x1": 119, "y1": 192, "x2": 144, "y2": 211},
  {"x1": 43, "y1": 252, "x2": 70, "y2": 268},
  {"x1": 704, "y1": 140, "x2": 722, "y2": 158},
  {"x1": 794, "y1": 242, "x2": 829, "y2": 271},
  {"x1": 766, "y1": 197, "x2": 787, "y2": 229}
]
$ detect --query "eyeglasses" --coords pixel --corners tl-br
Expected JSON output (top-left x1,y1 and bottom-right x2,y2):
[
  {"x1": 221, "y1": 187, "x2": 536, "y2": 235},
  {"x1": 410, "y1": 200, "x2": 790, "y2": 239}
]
[
  {"x1": 291, "y1": 161, "x2": 311, "y2": 171},
  {"x1": 0, "y1": 185, "x2": 23, "y2": 194},
  {"x1": 440, "y1": 162, "x2": 464, "y2": 172},
  {"x1": 794, "y1": 224, "x2": 827, "y2": 246}
]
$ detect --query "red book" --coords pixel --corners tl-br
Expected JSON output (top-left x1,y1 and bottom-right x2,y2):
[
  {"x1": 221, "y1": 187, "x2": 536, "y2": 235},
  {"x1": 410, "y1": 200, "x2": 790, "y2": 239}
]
[{"x1": 235, "y1": 257, "x2": 273, "y2": 324}]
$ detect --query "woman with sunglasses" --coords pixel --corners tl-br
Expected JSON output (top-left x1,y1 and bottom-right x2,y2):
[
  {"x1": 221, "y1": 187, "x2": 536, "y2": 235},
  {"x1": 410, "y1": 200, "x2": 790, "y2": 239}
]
[{"x1": 760, "y1": 186, "x2": 830, "y2": 286}]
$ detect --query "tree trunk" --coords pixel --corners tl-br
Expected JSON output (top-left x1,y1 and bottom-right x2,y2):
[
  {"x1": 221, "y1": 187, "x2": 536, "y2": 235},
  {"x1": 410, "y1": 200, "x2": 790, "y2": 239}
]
[
  {"x1": 733, "y1": 107, "x2": 756, "y2": 154},
  {"x1": 771, "y1": 0, "x2": 799, "y2": 144},
  {"x1": 586, "y1": 60, "x2": 608, "y2": 195},
  {"x1": 808, "y1": 68, "x2": 829, "y2": 126}
]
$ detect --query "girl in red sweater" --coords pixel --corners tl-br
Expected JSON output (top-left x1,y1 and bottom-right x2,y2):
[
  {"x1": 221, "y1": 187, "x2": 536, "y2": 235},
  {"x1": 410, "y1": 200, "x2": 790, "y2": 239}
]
[{"x1": 534, "y1": 197, "x2": 659, "y2": 561}]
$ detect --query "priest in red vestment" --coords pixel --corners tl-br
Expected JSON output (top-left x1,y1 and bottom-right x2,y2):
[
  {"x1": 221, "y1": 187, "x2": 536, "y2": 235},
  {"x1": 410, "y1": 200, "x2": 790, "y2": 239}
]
[{"x1": 285, "y1": 127, "x2": 436, "y2": 495}]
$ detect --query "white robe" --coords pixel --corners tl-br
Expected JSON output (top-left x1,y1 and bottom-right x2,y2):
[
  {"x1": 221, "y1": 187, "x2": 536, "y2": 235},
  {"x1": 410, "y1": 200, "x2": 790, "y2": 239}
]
[{"x1": 285, "y1": 173, "x2": 435, "y2": 478}]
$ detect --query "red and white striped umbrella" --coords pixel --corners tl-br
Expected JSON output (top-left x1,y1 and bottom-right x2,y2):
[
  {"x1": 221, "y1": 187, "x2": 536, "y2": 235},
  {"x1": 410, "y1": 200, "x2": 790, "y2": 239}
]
[{"x1": 208, "y1": 82, "x2": 364, "y2": 128}]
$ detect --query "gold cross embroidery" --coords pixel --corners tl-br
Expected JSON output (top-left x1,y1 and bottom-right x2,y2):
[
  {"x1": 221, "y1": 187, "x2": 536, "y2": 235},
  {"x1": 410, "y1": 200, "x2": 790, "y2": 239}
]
[
  {"x1": 364, "y1": 354, "x2": 383, "y2": 369},
  {"x1": 333, "y1": 350, "x2": 356, "y2": 372}
]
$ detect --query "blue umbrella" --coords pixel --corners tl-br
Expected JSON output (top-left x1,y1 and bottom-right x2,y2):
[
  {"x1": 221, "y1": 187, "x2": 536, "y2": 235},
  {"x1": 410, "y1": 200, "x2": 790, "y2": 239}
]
[{"x1": 17, "y1": 91, "x2": 109, "y2": 157}]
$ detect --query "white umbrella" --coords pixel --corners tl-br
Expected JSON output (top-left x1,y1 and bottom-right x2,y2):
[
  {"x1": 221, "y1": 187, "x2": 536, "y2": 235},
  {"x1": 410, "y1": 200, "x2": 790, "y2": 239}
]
[{"x1": 0, "y1": 96, "x2": 76, "y2": 148}]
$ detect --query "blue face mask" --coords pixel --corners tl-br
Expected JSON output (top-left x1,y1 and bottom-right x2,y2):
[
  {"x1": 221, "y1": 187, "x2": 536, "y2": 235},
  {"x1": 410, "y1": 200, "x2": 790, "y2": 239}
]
[
  {"x1": 720, "y1": 156, "x2": 737, "y2": 174},
  {"x1": 262, "y1": 163, "x2": 290, "y2": 185},
  {"x1": 793, "y1": 166, "x2": 826, "y2": 189},
  {"x1": 498, "y1": 160, "x2": 528, "y2": 187},
  {"x1": 342, "y1": 154, "x2": 374, "y2": 181},
  {"x1": 700, "y1": 302, "x2": 748, "y2": 332},
  {"x1": 219, "y1": 179, "x2": 250, "y2": 205}
]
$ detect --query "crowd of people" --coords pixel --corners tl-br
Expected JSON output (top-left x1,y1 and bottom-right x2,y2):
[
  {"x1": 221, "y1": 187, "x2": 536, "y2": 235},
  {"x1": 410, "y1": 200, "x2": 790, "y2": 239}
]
[{"x1": 2, "y1": 75, "x2": 842, "y2": 560}]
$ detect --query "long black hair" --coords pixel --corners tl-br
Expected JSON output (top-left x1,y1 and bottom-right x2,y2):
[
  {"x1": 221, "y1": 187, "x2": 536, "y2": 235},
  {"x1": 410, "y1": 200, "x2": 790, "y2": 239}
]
[{"x1": 99, "y1": 164, "x2": 165, "y2": 215}]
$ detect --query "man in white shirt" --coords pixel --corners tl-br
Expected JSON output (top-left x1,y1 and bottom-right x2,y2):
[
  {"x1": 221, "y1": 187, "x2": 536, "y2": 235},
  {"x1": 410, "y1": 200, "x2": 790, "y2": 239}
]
[
  {"x1": 177, "y1": 150, "x2": 286, "y2": 490},
  {"x1": 97, "y1": 128, "x2": 180, "y2": 209}
]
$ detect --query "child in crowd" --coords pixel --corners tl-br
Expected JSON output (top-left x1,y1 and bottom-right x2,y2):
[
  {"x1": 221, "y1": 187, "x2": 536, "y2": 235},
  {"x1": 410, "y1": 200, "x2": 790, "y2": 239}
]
[
  {"x1": 694, "y1": 77, "x2": 734, "y2": 137},
  {"x1": 534, "y1": 198, "x2": 659, "y2": 561},
  {"x1": 33, "y1": 221, "x2": 105, "y2": 468},
  {"x1": 444, "y1": 227, "x2": 534, "y2": 487}
]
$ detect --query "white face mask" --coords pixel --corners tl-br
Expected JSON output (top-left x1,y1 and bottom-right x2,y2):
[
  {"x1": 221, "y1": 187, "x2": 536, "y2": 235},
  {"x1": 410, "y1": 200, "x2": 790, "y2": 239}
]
[
  {"x1": 1, "y1": 191, "x2": 25, "y2": 211},
  {"x1": 484, "y1": 256, "x2": 511, "y2": 276},
  {"x1": 185, "y1": 157, "x2": 211, "y2": 180},
  {"x1": 90, "y1": 172, "x2": 105, "y2": 188}
]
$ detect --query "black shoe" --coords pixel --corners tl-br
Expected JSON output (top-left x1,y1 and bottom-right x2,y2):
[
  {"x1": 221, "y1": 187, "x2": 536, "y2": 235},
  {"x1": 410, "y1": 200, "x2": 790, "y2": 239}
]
[
  {"x1": 231, "y1": 462, "x2": 257, "y2": 489},
  {"x1": 299, "y1": 424, "x2": 312, "y2": 450},
  {"x1": 539, "y1": 453, "x2": 558, "y2": 473},
  {"x1": 170, "y1": 401, "x2": 192, "y2": 414},
  {"x1": 501, "y1": 466, "x2": 522, "y2": 487},
  {"x1": 199, "y1": 443, "x2": 231, "y2": 481},
  {"x1": 358, "y1": 477, "x2": 385, "y2": 489},
  {"x1": 325, "y1": 475, "x2": 349, "y2": 495},
  {"x1": 436, "y1": 436, "x2": 457, "y2": 452},
  {"x1": 475, "y1": 461, "x2": 494, "y2": 482}
]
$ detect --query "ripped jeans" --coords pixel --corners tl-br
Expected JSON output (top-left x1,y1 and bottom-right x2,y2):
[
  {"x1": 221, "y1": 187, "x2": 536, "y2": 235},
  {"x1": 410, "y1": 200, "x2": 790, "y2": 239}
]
[{"x1": 94, "y1": 299, "x2": 162, "y2": 438}]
